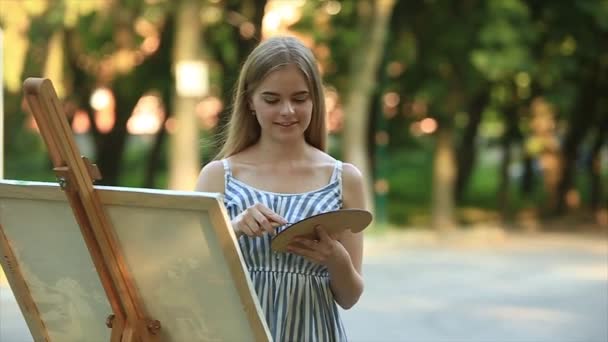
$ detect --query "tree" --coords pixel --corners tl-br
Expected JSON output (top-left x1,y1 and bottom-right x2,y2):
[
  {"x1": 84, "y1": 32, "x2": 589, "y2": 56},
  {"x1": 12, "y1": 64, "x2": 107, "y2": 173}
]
[
  {"x1": 523, "y1": 0, "x2": 608, "y2": 219},
  {"x1": 342, "y1": 0, "x2": 396, "y2": 215},
  {"x1": 384, "y1": 0, "x2": 537, "y2": 228},
  {"x1": 63, "y1": 1, "x2": 174, "y2": 186},
  {"x1": 206, "y1": 0, "x2": 268, "y2": 153},
  {"x1": 167, "y1": 0, "x2": 205, "y2": 190}
]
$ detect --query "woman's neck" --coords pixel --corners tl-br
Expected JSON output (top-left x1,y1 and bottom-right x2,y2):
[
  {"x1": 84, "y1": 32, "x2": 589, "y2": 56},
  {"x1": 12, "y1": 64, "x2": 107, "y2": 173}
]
[{"x1": 255, "y1": 136, "x2": 311, "y2": 163}]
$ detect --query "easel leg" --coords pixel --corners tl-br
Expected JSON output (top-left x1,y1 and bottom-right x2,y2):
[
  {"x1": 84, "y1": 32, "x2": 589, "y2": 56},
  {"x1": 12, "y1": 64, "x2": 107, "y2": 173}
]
[
  {"x1": 120, "y1": 325, "x2": 136, "y2": 342},
  {"x1": 109, "y1": 316, "x2": 126, "y2": 342}
]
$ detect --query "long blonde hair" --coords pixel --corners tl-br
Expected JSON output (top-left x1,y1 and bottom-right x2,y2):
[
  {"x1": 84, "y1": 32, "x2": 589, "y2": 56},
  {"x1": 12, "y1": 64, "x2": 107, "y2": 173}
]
[{"x1": 216, "y1": 36, "x2": 327, "y2": 159}]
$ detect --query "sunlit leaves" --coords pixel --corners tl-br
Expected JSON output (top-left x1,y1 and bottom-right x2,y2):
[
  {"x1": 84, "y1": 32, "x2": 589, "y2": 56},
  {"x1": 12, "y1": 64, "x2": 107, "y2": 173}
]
[
  {"x1": 1, "y1": 1, "x2": 31, "y2": 91},
  {"x1": 63, "y1": 0, "x2": 105, "y2": 27},
  {"x1": 21, "y1": 0, "x2": 48, "y2": 17}
]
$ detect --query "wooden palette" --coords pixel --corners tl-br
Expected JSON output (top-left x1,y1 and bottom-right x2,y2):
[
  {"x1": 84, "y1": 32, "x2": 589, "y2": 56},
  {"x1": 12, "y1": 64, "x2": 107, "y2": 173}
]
[{"x1": 271, "y1": 209, "x2": 373, "y2": 252}]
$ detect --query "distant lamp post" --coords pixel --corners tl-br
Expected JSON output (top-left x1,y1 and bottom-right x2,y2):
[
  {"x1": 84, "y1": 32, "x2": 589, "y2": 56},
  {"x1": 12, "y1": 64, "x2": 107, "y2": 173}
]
[{"x1": 175, "y1": 60, "x2": 208, "y2": 97}]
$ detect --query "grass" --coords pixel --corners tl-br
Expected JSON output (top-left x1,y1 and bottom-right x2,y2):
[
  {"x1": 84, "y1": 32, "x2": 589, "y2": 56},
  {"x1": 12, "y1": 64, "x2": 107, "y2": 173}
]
[{"x1": 385, "y1": 144, "x2": 607, "y2": 228}]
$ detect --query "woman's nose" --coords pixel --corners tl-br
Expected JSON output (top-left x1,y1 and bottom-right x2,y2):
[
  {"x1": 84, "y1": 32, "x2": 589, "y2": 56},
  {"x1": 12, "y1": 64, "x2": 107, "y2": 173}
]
[{"x1": 280, "y1": 101, "x2": 295, "y2": 115}]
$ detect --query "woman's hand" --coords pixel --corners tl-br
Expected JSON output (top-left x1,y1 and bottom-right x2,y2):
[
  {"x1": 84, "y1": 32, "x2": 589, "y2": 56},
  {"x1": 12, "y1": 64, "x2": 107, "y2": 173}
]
[
  {"x1": 232, "y1": 203, "x2": 287, "y2": 237},
  {"x1": 286, "y1": 226, "x2": 350, "y2": 269}
]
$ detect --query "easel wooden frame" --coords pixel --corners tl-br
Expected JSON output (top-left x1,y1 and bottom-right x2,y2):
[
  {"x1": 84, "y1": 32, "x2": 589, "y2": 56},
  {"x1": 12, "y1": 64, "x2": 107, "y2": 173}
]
[{"x1": 21, "y1": 78, "x2": 159, "y2": 342}]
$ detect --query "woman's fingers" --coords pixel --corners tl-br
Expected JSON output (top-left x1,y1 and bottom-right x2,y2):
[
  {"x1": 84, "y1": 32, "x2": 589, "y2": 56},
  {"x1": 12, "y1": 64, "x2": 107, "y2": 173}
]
[
  {"x1": 292, "y1": 238, "x2": 319, "y2": 249},
  {"x1": 287, "y1": 228, "x2": 340, "y2": 264},
  {"x1": 243, "y1": 215, "x2": 263, "y2": 237},
  {"x1": 251, "y1": 209, "x2": 275, "y2": 235},
  {"x1": 287, "y1": 244, "x2": 321, "y2": 264},
  {"x1": 257, "y1": 204, "x2": 288, "y2": 225},
  {"x1": 315, "y1": 225, "x2": 331, "y2": 241},
  {"x1": 236, "y1": 203, "x2": 288, "y2": 238},
  {"x1": 237, "y1": 220, "x2": 254, "y2": 237}
]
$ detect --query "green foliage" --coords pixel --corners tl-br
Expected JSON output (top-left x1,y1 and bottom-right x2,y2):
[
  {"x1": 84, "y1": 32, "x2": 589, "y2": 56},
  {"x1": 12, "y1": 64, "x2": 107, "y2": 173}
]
[
  {"x1": 577, "y1": 0, "x2": 608, "y2": 30},
  {"x1": 4, "y1": 122, "x2": 54, "y2": 182},
  {"x1": 472, "y1": 0, "x2": 535, "y2": 81},
  {"x1": 386, "y1": 143, "x2": 434, "y2": 224},
  {"x1": 293, "y1": 0, "x2": 362, "y2": 92},
  {"x1": 3, "y1": 0, "x2": 606, "y2": 229}
]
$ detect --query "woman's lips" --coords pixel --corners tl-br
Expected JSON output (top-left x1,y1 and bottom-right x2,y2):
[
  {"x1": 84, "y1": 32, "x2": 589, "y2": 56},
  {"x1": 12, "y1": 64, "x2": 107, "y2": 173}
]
[{"x1": 275, "y1": 122, "x2": 298, "y2": 127}]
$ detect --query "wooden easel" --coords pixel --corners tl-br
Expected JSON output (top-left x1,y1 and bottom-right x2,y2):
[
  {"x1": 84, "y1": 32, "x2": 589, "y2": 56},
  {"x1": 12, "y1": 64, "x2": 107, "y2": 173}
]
[{"x1": 23, "y1": 78, "x2": 161, "y2": 342}]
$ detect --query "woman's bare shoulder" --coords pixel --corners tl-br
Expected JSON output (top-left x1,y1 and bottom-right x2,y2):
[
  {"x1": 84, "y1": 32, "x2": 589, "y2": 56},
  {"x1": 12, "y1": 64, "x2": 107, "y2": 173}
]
[
  {"x1": 341, "y1": 162, "x2": 366, "y2": 209},
  {"x1": 342, "y1": 162, "x2": 363, "y2": 181},
  {"x1": 195, "y1": 160, "x2": 225, "y2": 193}
]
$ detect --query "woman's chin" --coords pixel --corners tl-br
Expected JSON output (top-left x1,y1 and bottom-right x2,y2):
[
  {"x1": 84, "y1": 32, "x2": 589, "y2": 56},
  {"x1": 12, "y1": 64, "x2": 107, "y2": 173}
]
[{"x1": 272, "y1": 131, "x2": 305, "y2": 144}]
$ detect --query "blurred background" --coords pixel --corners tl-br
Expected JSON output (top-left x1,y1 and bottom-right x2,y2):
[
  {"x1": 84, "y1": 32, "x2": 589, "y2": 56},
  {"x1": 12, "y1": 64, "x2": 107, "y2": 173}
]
[{"x1": 0, "y1": 0, "x2": 607, "y2": 341}]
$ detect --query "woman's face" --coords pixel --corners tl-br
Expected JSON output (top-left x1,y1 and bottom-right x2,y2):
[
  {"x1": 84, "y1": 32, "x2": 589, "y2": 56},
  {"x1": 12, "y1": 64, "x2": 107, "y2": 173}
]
[{"x1": 250, "y1": 64, "x2": 313, "y2": 144}]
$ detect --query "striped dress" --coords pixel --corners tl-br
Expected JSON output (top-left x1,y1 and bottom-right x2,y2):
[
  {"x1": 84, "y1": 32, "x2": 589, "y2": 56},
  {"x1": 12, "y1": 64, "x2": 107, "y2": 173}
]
[{"x1": 222, "y1": 159, "x2": 348, "y2": 342}]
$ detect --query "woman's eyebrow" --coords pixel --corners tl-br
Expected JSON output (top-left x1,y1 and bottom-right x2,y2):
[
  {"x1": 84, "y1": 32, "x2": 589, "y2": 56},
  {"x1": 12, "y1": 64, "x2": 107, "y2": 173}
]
[{"x1": 260, "y1": 91, "x2": 309, "y2": 96}]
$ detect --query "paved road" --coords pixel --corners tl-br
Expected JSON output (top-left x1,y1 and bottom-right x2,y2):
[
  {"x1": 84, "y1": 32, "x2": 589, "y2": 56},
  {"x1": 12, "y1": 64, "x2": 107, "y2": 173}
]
[
  {"x1": 341, "y1": 230, "x2": 608, "y2": 342},
  {"x1": 1, "y1": 230, "x2": 607, "y2": 342}
]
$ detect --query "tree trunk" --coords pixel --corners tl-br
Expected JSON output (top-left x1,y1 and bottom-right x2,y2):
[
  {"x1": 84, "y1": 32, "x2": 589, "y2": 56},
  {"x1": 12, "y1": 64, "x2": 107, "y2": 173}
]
[
  {"x1": 519, "y1": 85, "x2": 543, "y2": 197},
  {"x1": 589, "y1": 117, "x2": 606, "y2": 212},
  {"x1": 520, "y1": 153, "x2": 535, "y2": 195},
  {"x1": 432, "y1": 127, "x2": 457, "y2": 231},
  {"x1": 497, "y1": 105, "x2": 521, "y2": 221},
  {"x1": 142, "y1": 15, "x2": 175, "y2": 188},
  {"x1": 213, "y1": 0, "x2": 267, "y2": 158},
  {"x1": 455, "y1": 91, "x2": 489, "y2": 202},
  {"x1": 168, "y1": 0, "x2": 205, "y2": 190},
  {"x1": 95, "y1": 95, "x2": 132, "y2": 185},
  {"x1": 498, "y1": 139, "x2": 512, "y2": 220},
  {"x1": 555, "y1": 70, "x2": 598, "y2": 215},
  {"x1": 371, "y1": 39, "x2": 392, "y2": 225},
  {"x1": 343, "y1": 0, "x2": 396, "y2": 214}
]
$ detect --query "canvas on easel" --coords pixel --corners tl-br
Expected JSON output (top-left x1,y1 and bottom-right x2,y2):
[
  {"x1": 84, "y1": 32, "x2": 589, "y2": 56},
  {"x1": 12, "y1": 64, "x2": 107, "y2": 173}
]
[
  {"x1": 0, "y1": 180, "x2": 270, "y2": 341},
  {"x1": 0, "y1": 77, "x2": 271, "y2": 341},
  {"x1": 0, "y1": 180, "x2": 113, "y2": 341}
]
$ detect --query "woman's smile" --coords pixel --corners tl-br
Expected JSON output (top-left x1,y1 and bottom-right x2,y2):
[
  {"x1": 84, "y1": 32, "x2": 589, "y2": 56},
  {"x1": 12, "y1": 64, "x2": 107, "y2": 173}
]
[{"x1": 275, "y1": 121, "x2": 299, "y2": 128}]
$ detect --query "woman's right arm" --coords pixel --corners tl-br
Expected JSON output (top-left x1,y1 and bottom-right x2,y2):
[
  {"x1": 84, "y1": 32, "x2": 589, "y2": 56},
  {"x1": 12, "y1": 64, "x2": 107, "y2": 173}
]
[
  {"x1": 194, "y1": 160, "x2": 226, "y2": 194},
  {"x1": 194, "y1": 160, "x2": 286, "y2": 237},
  {"x1": 194, "y1": 160, "x2": 243, "y2": 236}
]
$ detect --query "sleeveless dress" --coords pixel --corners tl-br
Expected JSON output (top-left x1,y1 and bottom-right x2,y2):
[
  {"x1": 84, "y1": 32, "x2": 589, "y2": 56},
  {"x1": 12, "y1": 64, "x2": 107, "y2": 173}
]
[{"x1": 221, "y1": 159, "x2": 348, "y2": 342}]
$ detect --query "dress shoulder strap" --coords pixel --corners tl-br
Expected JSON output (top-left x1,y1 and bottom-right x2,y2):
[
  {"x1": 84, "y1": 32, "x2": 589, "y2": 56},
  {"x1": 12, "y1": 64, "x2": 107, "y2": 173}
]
[
  {"x1": 221, "y1": 158, "x2": 232, "y2": 177},
  {"x1": 330, "y1": 160, "x2": 343, "y2": 183}
]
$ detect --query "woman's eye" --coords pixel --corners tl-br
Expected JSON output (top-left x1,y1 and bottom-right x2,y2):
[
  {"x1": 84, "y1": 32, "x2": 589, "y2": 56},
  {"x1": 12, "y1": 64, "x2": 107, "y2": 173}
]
[
  {"x1": 264, "y1": 98, "x2": 279, "y2": 104},
  {"x1": 293, "y1": 97, "x2": 308, "y2": 103}
]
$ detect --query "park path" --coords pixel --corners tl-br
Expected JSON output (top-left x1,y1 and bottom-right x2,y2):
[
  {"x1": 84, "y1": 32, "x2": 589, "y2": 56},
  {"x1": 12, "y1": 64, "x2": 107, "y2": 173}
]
[{"x1": 341, "y1": 229, "x2": 608, "y2": 342}]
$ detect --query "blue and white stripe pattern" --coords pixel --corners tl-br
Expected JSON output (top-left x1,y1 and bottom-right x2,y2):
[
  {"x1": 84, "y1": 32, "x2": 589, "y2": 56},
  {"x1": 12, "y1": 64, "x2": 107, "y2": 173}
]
[{"x1": 222, "y1": 159, "x2": 348, "y2": 342}]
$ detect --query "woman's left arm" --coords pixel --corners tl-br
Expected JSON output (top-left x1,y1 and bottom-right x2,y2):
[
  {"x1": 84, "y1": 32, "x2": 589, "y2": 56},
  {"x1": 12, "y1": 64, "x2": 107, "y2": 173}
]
[
  {"x1": 287, "y1": 163, "x2": 367, "y2": 309},
  {"x1": 325, "y1": 163, "x2": 365, "y2": 309}
]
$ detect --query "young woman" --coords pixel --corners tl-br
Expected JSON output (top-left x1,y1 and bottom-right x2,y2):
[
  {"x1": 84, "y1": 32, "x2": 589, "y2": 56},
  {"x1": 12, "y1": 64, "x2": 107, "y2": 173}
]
[{"x1": 195, "y1": 36, "x2": 366, "y2": 341}]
